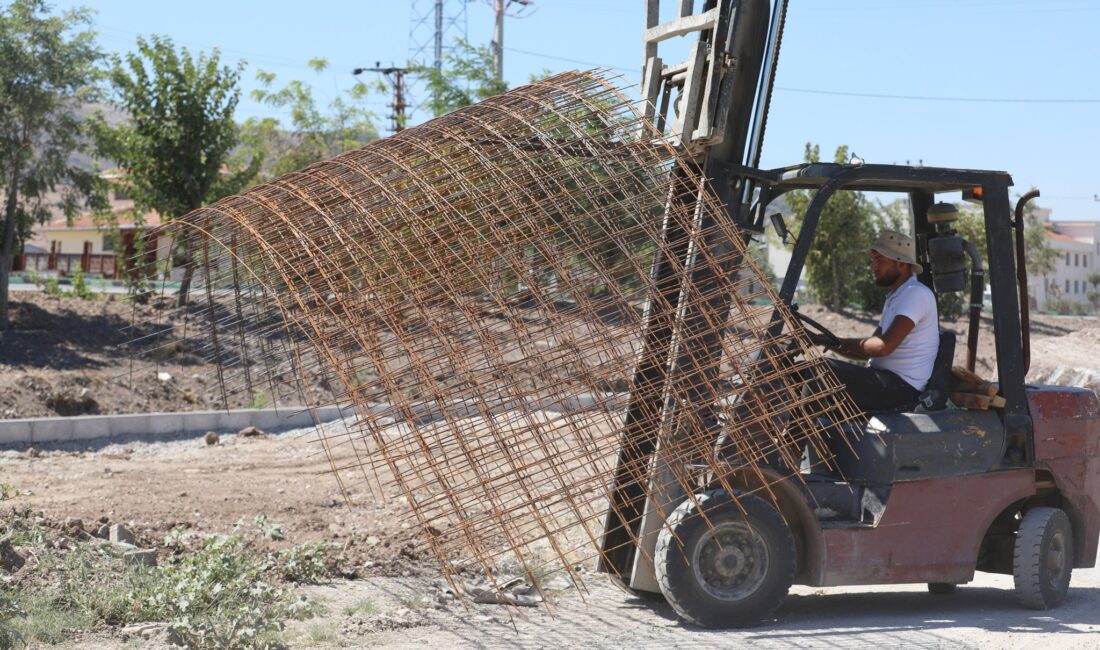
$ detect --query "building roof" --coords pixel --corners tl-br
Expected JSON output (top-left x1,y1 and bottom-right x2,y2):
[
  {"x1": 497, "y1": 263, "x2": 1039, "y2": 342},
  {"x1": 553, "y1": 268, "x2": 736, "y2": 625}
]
[
  {"x1": 39, "y1": 206, "x2": 163, "y2": 231},
  {"x1": 1046, "y1": 231, "x2": 1078, "y2": 243}
]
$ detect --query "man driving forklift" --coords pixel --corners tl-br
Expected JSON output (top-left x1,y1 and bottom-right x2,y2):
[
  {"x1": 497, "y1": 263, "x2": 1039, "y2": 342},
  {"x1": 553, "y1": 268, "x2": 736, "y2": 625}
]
[{"x1": 810, "y1": 229, "x2": 940, "y2": 412}]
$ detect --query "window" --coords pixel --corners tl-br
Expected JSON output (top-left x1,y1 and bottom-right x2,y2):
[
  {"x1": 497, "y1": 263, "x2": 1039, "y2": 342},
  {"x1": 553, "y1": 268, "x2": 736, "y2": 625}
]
[
  {"x1": 102, "y1": 236, "x2": 114, "y2": 252},
  {"x1": 1066, "y1": 279, "x2": 1071, "y2": 293},
  {"x1": 1074, "y1": 280, "x2": 1079, "y2": 294},
  {"x1": 1066, "y1": 253, "x2": 1071, "y2": 265}
]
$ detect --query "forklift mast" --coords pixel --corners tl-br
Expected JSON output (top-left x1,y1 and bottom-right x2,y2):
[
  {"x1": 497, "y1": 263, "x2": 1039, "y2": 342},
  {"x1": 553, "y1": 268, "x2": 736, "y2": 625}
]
[{"x1": 598, "y1": 0, "x2": 787, "y2": 589}]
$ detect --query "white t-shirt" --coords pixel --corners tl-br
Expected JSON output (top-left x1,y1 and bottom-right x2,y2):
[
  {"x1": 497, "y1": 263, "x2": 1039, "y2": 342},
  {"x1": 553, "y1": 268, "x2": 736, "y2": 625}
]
[{"x1": 868, "y1": 275, "x2": 939, "y2": 391}]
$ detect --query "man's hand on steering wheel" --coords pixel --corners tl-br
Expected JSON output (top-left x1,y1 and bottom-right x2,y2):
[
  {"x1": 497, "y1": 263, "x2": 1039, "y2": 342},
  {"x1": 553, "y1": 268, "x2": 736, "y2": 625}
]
[{"x1": 792, "y1": 310, "x2": 842, "y2": 351}]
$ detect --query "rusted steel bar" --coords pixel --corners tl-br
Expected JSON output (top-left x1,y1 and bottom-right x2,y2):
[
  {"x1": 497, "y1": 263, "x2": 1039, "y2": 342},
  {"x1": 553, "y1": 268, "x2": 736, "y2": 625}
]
[{"x1": 141, "y1": 70, "x2": 862, "y2": 595}]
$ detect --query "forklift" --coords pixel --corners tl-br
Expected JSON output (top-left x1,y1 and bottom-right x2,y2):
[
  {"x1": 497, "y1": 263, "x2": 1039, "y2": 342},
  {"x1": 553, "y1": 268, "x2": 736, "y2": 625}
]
[{"x1": 597, "y1": 0, "x2": 1100, "y2": 628}]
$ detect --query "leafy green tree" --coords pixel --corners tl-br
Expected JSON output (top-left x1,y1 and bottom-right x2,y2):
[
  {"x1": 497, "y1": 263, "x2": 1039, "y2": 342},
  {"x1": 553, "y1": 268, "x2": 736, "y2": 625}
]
[
  {"x1": 1086, "y1": 269, "x2": 1100, "y2": 312},
  {"x1": 786, "y1": 143, "x2": 876, "y2": 311},
  {"x1": 411, "y1": 40, "x2": 508, "y2": 117},
  {"x1": 248, "y1": 58, "x2": 379, "y2": 179},
  {"x1": 96, "y1": 35, "x2": 256, "y2": 306},
  {"x1": 1021, "y1": 200, "x2": 1059, "y2": 307},
  {"x1": 0, "y1": 0, "x2": 106, "y2": 333}
]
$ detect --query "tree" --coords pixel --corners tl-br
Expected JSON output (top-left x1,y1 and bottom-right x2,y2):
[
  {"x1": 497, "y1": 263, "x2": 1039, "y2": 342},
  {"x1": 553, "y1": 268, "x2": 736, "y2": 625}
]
[
  {"x1": 248, "y1": 58, "x2": 379, "y2": 179},
  {"x1": 786, "y1": 143, "x2": 877, "y2": 311},
  {"x1": 1022, "y1": 207, "x2": 1058, "y2": 310},
  {"x1": 96, "y1": 35, "x2": 256, "y2": 306},
  {"x1": 0, "y1": 0, "x2": 105, "y2": 333},
  {"x1": 410, "y1": 40, "x2": 509, "y2": 117},
  {"x1": 1087, "y1": 269, "x2": 1100, "y2": 312}
]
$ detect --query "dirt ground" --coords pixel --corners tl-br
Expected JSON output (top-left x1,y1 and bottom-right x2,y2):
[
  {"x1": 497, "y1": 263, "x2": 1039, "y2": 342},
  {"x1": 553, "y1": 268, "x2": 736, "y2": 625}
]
[
  {"x1": 3, "y1": 292, "x2": 1098, "y2": 421},
  {"x1": 3, "y1": 293, "x2": 1100, "y2": 648},
  {"x1": 3, "y1": 420, "x2": 1099, "y2": 650},
  {"x1": 0, "y1": 292, "x2": 338, "y2": 420}
]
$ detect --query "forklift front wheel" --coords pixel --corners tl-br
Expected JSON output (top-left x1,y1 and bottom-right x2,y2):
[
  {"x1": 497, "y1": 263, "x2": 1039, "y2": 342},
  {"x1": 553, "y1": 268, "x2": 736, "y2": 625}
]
[
  {"x1": 655, "y1": 490, "x2": 795, "y2": 628},
  {"x1": 1013, "y1": 507, "x2": 1074, "y2": 610}
]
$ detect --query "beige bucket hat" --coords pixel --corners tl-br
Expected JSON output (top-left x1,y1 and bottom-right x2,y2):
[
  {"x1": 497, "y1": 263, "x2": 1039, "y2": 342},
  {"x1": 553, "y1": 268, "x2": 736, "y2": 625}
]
[{"x1": 867, "y1": 230, "x2": 923, "y2": 275}]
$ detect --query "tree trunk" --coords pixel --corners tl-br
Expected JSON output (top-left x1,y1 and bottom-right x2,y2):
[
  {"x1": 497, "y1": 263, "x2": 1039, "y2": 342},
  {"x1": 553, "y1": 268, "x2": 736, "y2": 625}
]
[
  {"x1": 1, "y1": 157, "x2": 23, "y2": 333},
  {"x1": 176, "y1": 229, "x2": 193, "y2": 307}
]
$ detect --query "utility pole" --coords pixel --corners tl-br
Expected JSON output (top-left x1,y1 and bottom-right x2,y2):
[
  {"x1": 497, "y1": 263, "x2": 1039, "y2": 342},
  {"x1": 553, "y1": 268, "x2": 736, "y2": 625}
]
[
  {"x1": 353, "y1": 64, "x2": 408, "y2": 134},
  {"x1": 491, "y1": 0, "x2": 532, "y2": 82},
  {"x1": 408, "y1": 0, "x2": 469, "y2": 117},
  {"x1": 434, "y1": 0, "x2": 444, "y2": 72}
]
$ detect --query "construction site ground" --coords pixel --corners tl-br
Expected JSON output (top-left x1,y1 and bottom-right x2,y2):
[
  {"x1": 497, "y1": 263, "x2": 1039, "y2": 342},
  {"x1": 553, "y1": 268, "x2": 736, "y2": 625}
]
[
  {"x1": 3, "y1": 420, "x2": 1099, "y2": 649},
  {"x1": 3, "y1": 293, "x2": 1100, "y2": 648},
  {"x1": 3, "y1": 292, "x2": 1098, "y2": 422}
]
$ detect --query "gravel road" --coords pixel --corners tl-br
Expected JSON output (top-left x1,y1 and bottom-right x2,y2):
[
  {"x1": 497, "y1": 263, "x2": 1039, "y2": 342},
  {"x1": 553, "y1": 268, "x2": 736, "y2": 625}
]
[{"x1": 301, "y1": 567, "x2": 1100, "y2": 649}]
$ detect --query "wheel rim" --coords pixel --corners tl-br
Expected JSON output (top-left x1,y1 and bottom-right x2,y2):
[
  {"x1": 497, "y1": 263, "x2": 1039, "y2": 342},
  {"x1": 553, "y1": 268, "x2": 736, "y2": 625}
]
[
  {"x1": 691, "y1": 520, "x2": 769, "y2": 602},
  {"x1": 1046, "y1": 530, "x2": 1068, "y2": 588}
]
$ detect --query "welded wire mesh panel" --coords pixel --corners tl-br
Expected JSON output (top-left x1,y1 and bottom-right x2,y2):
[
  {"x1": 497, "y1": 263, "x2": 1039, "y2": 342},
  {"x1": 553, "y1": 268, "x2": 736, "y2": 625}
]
[{"x1": 163, "y1": 70, "x2": 864, "y2": 593}]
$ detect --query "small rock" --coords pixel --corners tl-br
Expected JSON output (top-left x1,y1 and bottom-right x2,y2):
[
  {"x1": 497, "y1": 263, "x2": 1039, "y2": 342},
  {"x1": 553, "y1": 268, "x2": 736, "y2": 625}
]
[
  {"x1": 237, "y1": 426, "x2": 264, "y2": 437},
  {"x1": 0, "y1": 537, "x2": 25, "y2": 573},
  {"x1": 124, "y1": 548, "x2": 157, "y2": 567},
  {"x1": 157, "y1": 371, "x2": 173, "y2": 383},
  {"x1": 204, "y1": 431, "x2": 220, "y2": 445},
  {"x1": 95, "y1": 524, "x2": 110, "y2": 539},
  {"x1": 25, "y1": 447, "x2": 39, "y2": 458},
  {"x1": 366, "y1": 535, "x2": 381, "y2": 546},
  {"x1": 109, "y1": 523, "x2": 136, "y2": 545},
  {"x1": 121, "y1": 622, "x2": 181, "y2": 645},
  {"x1": 64, "y1": 517, "x2": 84, "y2": 533}
]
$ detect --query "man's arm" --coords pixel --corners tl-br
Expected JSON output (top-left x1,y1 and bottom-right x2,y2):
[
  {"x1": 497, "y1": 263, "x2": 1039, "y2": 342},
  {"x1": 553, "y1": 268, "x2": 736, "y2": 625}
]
[{"x1": 827, "y1": 317, "x2": 915, "y2": 360}]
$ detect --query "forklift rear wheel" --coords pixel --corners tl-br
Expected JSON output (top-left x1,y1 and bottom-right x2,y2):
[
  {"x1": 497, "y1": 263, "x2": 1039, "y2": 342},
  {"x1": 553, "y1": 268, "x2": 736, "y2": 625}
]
[
  {"x1": 927, "y1": 583, "x2": 957, "y2": 595},
  {"x1": 1013, "y1": 507, "x2": 1074, "y2": 610},
  {"x1": 655, "y1": 490, "x2": 795, "y2": 628}
]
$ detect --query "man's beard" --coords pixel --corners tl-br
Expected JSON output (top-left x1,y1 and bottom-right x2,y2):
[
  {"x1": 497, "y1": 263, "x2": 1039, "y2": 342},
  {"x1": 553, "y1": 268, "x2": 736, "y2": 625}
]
[{"x1": 874, "y1": 267, "x2": 901, "y2": 287}]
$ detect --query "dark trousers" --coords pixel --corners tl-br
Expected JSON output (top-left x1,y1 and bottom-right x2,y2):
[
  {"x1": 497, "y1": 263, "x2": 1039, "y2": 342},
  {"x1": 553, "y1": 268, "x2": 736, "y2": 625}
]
[{"x1": 826, "y1": 358, "x2": 920, "y2": 413}]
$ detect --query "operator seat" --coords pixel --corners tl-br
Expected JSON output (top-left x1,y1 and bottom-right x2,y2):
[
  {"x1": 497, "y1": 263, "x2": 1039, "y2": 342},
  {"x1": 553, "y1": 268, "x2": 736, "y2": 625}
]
[{"x1": 913, "y1": 329, "x2": 956, "y2": 413}]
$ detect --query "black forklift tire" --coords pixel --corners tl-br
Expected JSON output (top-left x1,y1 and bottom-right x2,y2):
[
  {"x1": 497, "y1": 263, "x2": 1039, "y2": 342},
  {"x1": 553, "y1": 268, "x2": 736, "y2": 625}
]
[
  {"x1": 1013, "y1": 507, "x2": 1074, "y2": 610},
  {"x1": 654, "y1": 490, "x2": 795, "y2": 628},
  {"x1": 927, "y1": 583, "x2": 957, "y2": 595}
]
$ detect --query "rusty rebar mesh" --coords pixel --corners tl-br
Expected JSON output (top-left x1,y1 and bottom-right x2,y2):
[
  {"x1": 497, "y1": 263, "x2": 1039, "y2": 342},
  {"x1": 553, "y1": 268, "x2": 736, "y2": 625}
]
[{"x1": 146, "y1": 70, "x2": 864, "y2": 594}]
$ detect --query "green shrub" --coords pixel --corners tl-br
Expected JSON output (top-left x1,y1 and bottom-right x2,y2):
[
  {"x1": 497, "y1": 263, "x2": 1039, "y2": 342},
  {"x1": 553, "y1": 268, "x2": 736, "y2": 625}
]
[
  {"x1": 67, "y1": 265, "x2": 94, "y2": 300},
  {"x1": 137, "y1": 534, "x2": 311, "y2": 649},
  {"x1": 5, "y1": 525, "x2": 316, "y2": 650},
  {"x1": 0, "y1": 584, "x2": 23, "y2": 650},
  {"x1": 43, "y1": 277, "x2": 61, "y2": 297},
  {"x1": 277, "y1": 541, "x2": 341, "y2": 584}
]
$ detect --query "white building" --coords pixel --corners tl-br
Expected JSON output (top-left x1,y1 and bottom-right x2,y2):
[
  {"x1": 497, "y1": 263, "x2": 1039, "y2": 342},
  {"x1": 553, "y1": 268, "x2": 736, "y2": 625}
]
[{"x1": 1029, "y1": 208, "x2": 1100, "y2": 311}]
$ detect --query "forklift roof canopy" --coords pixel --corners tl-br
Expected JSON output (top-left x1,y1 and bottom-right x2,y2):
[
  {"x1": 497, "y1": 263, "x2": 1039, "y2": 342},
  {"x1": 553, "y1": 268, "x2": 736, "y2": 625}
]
[{"x1": 766, "y1": 162, "x2": 1014, "y2": 194}]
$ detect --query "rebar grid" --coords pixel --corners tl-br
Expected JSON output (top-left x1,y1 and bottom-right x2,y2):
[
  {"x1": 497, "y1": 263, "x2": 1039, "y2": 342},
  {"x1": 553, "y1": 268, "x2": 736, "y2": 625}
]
[{"x1": 158, "y1": 71, "x2": 864, "y2": 594}]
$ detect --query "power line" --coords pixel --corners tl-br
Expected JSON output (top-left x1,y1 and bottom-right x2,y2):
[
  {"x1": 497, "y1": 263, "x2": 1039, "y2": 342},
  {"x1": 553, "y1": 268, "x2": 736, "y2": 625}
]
[{"x1": 774, "y1": 86, "x2": 1100, "y2": 104}]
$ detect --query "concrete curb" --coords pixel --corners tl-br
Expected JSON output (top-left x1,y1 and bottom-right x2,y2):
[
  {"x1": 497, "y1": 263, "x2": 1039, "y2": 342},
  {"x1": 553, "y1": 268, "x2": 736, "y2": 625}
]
[
  {"x1": 0, "y1": 391, "x2": 629, "y2": 446},
  {"x1": 0, "y1": 404, "x2": 355, "y2": 446}
]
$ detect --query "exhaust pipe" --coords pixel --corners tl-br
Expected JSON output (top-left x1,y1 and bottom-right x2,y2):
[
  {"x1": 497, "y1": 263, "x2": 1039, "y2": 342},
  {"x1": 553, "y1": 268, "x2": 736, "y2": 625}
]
[{"x1": 1014, "y1": 189, "x2": 1040, "y2": 376}]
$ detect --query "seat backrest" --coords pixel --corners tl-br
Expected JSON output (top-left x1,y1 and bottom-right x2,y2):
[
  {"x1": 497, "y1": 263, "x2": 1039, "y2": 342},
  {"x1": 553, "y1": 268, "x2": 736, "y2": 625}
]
[{"x1": 915, "y1": 329, "x2": 956, "y2": 412}]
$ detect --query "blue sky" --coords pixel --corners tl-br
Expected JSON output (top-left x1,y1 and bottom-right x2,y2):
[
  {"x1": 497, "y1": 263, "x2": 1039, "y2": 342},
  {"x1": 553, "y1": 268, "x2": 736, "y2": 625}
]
[{"x1": 64, "y1": 0, "x2": 1100, "y2": 220}]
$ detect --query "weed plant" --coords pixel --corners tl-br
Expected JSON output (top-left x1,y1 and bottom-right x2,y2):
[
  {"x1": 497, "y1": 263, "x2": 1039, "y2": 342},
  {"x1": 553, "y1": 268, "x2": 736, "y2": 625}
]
[{"x1": 0, "y1": 510, "x2": 340, "y2": 649}]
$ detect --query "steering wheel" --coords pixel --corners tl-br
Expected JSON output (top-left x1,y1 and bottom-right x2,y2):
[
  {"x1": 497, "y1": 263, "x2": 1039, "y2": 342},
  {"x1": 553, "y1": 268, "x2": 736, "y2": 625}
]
[{"x1": 792, "y1": 309, "x2": 842, "y2": 350}]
